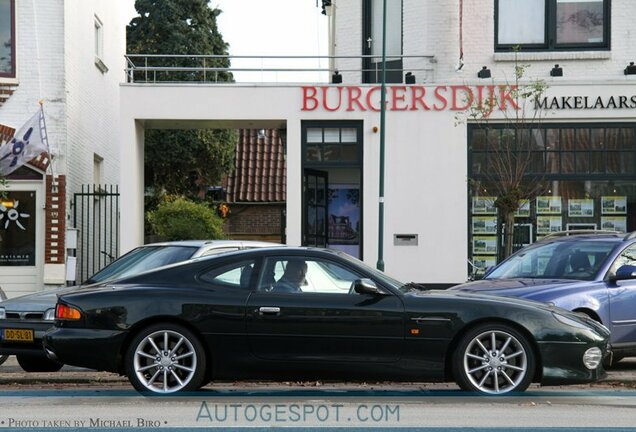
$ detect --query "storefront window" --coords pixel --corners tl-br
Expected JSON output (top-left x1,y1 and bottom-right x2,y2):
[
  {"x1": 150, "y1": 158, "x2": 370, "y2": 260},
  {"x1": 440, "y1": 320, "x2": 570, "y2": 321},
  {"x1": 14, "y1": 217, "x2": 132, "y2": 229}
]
[
  {"x1": 468, "y1": 124, "x2": 636, "y2": 275},
  {"x1": 0, "y1": 0, "x2": 15, "y2": 78}
]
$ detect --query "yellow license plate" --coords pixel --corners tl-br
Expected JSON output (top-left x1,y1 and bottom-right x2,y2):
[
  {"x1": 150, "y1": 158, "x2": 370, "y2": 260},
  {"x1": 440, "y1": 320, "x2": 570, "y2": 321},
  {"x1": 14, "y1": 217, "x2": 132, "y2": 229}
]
[{"x1": 3, "y1": 329, "x2": 34, "y2": 342}]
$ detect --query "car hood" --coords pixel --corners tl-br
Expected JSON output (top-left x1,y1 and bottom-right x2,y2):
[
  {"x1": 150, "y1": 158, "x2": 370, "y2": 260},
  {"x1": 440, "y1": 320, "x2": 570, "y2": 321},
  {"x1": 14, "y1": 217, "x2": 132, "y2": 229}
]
[
  {"x1": 406, "y1": 287, "x2": 556, "y2": 310},
  {"x1": 0, "y1": 286, "x2": 83, "y2": 312},
  {"x1": 449, "y1": 278, "x2": 587, "y2": 298}
]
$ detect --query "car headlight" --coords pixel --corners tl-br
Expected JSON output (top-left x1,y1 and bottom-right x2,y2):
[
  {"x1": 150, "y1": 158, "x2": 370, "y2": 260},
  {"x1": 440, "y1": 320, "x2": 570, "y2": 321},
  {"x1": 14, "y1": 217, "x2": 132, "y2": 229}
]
[
  {"x1": 43, "y1": 308, "x2": 56, "y2": 321},
  {"x1": 0, "y1": 307, "x2": 5, "y2": 320},
  {"x1": 553, "y1": 312, "x2": 592, "y2": 330},
  {"x1": 583, "y1": 347, "x2": 603, "y2": 369}
]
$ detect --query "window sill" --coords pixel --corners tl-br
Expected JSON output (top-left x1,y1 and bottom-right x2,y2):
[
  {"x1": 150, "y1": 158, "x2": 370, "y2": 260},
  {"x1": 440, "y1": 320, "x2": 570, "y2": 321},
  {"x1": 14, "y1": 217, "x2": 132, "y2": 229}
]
[
  {"x1": 94, "y1": 57, "x2": 109, "y2": 74},
  {"x1": 494, "y1": 51, "x2": 611, "y2": 62},
  {"x1": 0, "y1": 76, "x2": 19, "y2": 85}
]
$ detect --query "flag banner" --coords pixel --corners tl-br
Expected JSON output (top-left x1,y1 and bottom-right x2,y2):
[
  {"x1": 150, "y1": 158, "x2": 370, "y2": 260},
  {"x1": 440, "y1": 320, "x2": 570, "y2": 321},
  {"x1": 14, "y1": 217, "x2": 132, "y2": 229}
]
[{"x1": 0, "y1": 109, "x2": 49, "y2": 176}]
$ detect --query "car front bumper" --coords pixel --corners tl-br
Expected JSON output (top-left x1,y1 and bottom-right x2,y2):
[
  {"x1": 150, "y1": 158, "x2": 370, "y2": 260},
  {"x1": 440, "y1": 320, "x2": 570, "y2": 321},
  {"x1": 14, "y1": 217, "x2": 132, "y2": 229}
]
[
  {"x1": 0, "y1": 320, "x2": 52, "y2": 356},
  {"x1": 538, "y1": 340, "x2": 608, "y2": 385}
]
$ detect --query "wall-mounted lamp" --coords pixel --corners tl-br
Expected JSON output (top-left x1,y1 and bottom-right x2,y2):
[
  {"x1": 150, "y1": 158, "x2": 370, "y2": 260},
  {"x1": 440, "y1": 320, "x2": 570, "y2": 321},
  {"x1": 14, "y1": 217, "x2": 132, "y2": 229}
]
[
  {"x1": 550, "y1": 64, "x2": 563, "y2": 77},
  {"x1": 257, "y1": 129, "x2": 266, "y2": 139},
  {"x1": 625, "y1": 62, "x2": 636, "y2": 75},
  {"x1": 404, "y1": 72, "x2": 416, "y2": 84},
  {"x1": 477, "y1": 66, "x2": 491, "y2": 79},
  {"x1": 331, "y1": 70, "x2": 342, "y2": 84}
]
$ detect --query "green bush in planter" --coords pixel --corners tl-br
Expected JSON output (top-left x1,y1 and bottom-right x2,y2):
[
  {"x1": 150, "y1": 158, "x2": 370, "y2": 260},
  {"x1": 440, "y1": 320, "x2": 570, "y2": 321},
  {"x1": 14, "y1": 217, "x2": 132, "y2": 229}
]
[{"x1": 146, "y1": 196, "x2": 225, "y2": 241}]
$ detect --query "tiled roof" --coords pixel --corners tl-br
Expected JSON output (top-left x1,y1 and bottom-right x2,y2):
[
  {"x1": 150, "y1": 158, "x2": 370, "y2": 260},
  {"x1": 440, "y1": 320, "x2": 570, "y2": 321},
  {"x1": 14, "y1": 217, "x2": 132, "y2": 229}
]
[{"x1": 226, "y1": 129, "x2": 286, "y2": 202}]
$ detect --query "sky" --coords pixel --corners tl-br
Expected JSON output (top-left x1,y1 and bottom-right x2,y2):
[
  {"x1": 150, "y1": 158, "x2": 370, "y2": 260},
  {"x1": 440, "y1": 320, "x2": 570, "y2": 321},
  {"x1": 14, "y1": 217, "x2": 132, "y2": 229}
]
[{"x1": 123, "y1": 0, "x2": 329, "y2": 82}]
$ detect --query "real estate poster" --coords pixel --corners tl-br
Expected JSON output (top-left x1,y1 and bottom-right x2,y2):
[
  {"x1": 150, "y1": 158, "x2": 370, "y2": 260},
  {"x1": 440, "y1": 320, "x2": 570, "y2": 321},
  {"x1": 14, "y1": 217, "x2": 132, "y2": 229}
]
[
  {"x1": 472, "y1": 216, "x2": 497, "y2": 234},
  {"x1": 536, "y1": 196, "x2": 562, "y2": 215},
  {"x1": 537, "y1": 216, "x2": 563, "y2": 235},
  {"x1": 327, "y1": 185, "x2": 360, "y2": 258},
  {"x1": 568, "y1": 199, "x2": 594, "y2": 217},
  {"x1": 472, "y1": 196, "x2": 497, "y2": 215},
  {"x1": 514, "y1": 200, "x2": 530, "y2": 218},
  {"x1": 472, "y1": 236, "x2": 497, "y2": 255},
  {"x1": 0, "y1": 191, "x2": 36, "y2": 266},
  {"x1": 601, "y1": 216, "x2": 627, "y2": 233},
  {"x1": 473, "y1": 255, "x2": 497, "y2": 272},
  {"x1": 601, "y1": 196, "x2": 627, "y2": 214}
]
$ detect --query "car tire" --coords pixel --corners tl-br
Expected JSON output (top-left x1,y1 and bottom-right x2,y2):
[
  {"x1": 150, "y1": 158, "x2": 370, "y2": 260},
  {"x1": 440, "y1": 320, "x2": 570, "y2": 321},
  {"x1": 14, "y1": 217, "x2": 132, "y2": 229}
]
[
  {"x1": 16, "y1": 355, "x2": 64, "y2": 372},
  {"x1": 453, "y1": 323, "x2": 535, "y2": 394},
  {"x1": 124, "y1": 323, "x2": 207, "y2": 394},
  {"x1": 0, "y1": 355, "x2": 9, "y2": 366}
]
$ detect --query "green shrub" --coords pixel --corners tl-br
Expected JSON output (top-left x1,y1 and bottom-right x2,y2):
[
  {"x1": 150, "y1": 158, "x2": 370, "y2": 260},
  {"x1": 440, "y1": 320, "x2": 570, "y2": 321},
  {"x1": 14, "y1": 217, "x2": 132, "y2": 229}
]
[{"x1": 146, "y1": 196, "x2": 225, "y2": 241}]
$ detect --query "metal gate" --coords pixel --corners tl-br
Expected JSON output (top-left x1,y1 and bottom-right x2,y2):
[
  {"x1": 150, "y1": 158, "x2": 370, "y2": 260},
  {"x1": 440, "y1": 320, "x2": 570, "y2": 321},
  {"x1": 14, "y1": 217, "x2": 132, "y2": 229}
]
[{"x1": 72, "y1": 184, "x2": 119, "y2": 284}]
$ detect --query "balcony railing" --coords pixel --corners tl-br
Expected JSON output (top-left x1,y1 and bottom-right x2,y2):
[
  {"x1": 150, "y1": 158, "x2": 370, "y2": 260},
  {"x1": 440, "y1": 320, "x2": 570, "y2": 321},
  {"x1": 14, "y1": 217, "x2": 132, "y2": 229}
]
[{"x1": 124, "y1": 54, "x2": 436, "y2": 84}]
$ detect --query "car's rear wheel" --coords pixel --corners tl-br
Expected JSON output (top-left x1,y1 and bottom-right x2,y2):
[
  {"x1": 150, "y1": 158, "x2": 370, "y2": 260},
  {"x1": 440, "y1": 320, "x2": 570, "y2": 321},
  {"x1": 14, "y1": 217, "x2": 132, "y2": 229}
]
[
  {"x1": 453, "y1": 323, "x2": 535, "y2": 394},
  {"x1": 16, "y1": 354, "x2": 64, "y2": 372},
  {"x1": 0, "y1": 355, "x2": 9, "y2": 366},
  {"x1": 124, "y1": 323, "x2": 207, "y2": 394}
]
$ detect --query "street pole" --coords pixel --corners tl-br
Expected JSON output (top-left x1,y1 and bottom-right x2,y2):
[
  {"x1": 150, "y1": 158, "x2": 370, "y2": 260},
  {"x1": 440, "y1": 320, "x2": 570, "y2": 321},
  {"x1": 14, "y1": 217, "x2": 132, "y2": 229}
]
[{"x1": 376, "y1": 0, "x2": 387, "y2": 271}]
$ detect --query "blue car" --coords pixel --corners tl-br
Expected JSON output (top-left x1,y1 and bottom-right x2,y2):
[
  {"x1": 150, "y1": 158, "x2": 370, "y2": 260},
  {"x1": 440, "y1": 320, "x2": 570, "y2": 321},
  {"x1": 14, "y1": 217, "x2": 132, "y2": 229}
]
[{"x1": 451, "y1": 232, "x2": 636, "y2": 364}]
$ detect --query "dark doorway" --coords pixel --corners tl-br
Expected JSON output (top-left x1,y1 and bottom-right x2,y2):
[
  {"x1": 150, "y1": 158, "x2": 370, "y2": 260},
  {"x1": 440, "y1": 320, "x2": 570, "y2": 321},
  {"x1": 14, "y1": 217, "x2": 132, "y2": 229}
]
[
  {"x1": 303, "y1": 169, "x2": 328, "y2": 248},
  {"x1": 362, "y1": 0, "x2": 403, "y2": 84}
]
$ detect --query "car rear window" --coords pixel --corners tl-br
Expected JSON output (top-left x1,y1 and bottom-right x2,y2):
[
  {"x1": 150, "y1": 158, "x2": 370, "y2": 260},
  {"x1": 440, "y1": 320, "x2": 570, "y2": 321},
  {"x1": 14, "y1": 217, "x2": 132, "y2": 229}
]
[{"x1": 85, "y1": 246, "x2": 198, "y2": 284}]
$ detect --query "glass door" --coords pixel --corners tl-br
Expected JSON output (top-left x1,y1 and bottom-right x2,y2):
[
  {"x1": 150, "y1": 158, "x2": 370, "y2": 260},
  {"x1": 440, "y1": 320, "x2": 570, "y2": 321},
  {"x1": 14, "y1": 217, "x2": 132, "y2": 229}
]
[
  {"x1": 363, "y1": 0, "x2": 403, "y2": 84},
  {"x1": 303, "y1": 169, "x2": 328, "y2": 247}
]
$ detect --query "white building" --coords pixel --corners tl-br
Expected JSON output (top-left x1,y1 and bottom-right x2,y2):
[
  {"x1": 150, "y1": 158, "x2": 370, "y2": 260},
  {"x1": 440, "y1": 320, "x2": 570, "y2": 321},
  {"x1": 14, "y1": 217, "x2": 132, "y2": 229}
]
[
  {"x1": 120, "y1": 0, "x2": 636, "y2": 286},
  {"x1": 0, "y1": 0, "x2": 124, "y2": 298}
]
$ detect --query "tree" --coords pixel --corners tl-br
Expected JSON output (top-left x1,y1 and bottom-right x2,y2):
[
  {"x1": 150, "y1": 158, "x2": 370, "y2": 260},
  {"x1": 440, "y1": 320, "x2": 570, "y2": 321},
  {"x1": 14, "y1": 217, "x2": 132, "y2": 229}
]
[
  {"x1": 127, "y1": 0, "x2": 236, "y2": 199},
  {"x1": 460, "y1": 53, "x2": 549, "y2": 259}
]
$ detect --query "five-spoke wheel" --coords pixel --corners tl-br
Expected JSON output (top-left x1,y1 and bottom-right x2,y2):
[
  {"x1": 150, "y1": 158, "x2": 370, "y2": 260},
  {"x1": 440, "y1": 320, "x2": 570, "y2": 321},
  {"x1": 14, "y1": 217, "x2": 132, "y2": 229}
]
[
  {"x1": 454, "y1": 323, "x2": 535, "y2": 394},
  {"x1": 125, "y1": 323, "x2": 206, "y2": 394}
]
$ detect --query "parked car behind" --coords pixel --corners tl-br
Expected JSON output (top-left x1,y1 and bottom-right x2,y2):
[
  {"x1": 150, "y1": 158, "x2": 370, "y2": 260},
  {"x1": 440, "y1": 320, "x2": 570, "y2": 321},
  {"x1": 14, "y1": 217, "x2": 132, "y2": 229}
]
[
  {"x1": 0, "y1": 240, "x2": 280, "y2": 372},
  {"x1": 451, "y1": 231, "x2": 636, "y2": 364},
  {"x1": 44, "y1": 247, "x2": 609, "y2": 395}
]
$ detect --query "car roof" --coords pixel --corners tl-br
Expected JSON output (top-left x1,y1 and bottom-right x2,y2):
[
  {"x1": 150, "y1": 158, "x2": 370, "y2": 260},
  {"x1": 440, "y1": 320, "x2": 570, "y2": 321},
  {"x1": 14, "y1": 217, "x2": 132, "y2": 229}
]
[
  {"x1": 141, "y1": 240, "x2": 282, "y2": 249},
  {"x1": 533, "y1": 231, "x2": 630, "y2": 245}
]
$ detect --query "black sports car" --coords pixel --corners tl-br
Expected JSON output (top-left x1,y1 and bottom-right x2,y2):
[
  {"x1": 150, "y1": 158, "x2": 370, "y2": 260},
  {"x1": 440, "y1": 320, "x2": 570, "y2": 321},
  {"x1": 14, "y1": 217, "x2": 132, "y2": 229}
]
[{"x1": 44, "y1": 247, "x2": 610, "y2": 395}]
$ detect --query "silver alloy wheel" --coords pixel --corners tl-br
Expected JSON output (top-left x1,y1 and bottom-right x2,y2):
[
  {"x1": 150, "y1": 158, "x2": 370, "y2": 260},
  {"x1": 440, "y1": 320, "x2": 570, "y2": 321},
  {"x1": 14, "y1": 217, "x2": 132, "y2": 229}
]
[
  {"x1": 133, "y1": 329, "x2": 197, "y2": 393},
  {"x1": 463, "y1": 330, "x2": 528, "y2": 394}
]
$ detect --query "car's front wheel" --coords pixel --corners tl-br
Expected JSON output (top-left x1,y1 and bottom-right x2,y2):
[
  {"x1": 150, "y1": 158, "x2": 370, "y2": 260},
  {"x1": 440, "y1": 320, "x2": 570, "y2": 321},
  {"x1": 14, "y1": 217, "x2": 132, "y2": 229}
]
[
  {"x1": 124, "y1": 323, "x2": 207, "y2": 394},
  {"x1": 453, "y1": 323, "x2": 535, "y2": 394},
  {"x1": 16, "y1": 354, "x2": 64, "y2": 372}
]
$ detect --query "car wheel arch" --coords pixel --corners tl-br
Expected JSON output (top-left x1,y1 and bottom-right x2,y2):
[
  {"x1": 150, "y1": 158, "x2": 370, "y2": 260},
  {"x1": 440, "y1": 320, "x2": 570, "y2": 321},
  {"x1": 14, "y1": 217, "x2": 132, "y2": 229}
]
[
  {"x1": 443, "y1": 317, "x2": 543, "y2": 383},
  {"x1": 572, "y1": 308, "x2": 602, "y2": 324},
  {"x1": 116, "y1": 316, "x2": 212, "y2": 376}
]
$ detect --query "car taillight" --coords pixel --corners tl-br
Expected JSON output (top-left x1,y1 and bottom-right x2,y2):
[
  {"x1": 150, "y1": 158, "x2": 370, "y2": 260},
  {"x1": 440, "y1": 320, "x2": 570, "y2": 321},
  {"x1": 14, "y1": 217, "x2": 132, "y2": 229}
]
[{"x1": 56, "y1": 304, "x2": 82, "y2": 320}]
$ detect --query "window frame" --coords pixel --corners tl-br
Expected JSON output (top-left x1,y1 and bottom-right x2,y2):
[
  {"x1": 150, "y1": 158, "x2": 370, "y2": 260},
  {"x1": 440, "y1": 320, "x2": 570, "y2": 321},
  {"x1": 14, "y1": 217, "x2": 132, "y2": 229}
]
[
  {"x1": 0, "y1": 0, "x2": 16, "y2": 79},
  {"x1": 93, "y1": 14, "x2": 108, "y2": 73},
  {"x1": 494, "y1": 0, "x2": 611, "y2": 52}
]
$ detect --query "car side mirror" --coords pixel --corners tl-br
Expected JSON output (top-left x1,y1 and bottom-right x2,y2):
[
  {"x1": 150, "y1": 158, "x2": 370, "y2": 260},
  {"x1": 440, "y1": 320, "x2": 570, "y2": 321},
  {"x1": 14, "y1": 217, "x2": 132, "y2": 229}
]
[
  {"x1": 610, "y1": 265, "x2": 636, "y2": 282},
  {"x1": 353, "y1": 278, "x2": 383, "y2": 295}
]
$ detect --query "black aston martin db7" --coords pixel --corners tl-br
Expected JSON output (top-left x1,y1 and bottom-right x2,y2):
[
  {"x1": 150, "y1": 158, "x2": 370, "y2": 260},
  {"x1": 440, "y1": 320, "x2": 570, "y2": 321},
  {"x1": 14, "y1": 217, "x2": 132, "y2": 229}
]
[{"x1": 43, "y1": 247, "x2": 610, "y2": 395}]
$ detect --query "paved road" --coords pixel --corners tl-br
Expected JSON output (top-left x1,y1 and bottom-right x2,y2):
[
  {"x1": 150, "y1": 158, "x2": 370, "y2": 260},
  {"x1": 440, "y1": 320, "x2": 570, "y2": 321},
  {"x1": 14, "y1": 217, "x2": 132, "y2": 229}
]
[{"x1": 1, "y1": 357, "x2": 636, "y2": 428}]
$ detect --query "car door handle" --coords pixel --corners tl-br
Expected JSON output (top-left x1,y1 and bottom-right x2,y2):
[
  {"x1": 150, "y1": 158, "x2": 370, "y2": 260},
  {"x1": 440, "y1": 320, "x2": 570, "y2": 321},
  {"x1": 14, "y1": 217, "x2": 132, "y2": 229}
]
[{"x1": 258, "y1": 307, "x2": 281, "y2": 315}]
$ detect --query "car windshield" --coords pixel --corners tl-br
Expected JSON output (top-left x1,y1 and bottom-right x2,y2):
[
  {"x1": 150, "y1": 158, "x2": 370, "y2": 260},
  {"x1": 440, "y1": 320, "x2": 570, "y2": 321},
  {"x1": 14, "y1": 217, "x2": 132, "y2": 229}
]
[
  {"x1": 84, "y1": 246, "x2": 198, "y2": 284},
  {"x1": 485, "y1": 240, "x2": 618, "y2": 281}
]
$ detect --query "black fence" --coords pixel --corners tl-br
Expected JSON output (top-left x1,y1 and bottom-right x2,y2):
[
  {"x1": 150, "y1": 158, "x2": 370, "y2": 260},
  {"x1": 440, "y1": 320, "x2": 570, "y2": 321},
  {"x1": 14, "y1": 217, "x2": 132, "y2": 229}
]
[{"x1": 72, "y1": 184, "x2": 119, "y2": 284}]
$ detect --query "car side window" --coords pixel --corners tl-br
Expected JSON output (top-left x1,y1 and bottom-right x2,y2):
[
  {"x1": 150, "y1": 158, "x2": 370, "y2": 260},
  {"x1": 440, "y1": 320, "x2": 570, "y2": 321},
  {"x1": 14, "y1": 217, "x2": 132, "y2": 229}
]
[
  {"x1": 609, "y1": 244, "x2": 636, "y2": 276},
  {"x1": 199, "y1": 259, "x2": 256, "y2": 289},
  {"x1": 258, "y1": 257, "x2": 364, "y2": 294}
]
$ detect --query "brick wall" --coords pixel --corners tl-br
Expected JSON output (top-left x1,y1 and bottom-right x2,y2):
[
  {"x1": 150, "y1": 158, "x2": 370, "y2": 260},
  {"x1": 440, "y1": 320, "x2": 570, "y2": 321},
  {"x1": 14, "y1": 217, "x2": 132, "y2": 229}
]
[
  {"x1": 225, "y1": 204, "x2": 285, "y2": 242},
  {"x1": 44, "y1": 175, "x2": 66, "y2": 264}
]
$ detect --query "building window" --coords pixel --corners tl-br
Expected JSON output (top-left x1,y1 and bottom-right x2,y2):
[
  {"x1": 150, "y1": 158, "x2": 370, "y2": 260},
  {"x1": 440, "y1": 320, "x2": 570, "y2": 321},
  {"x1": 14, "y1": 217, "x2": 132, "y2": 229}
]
[
  {"x1": 93, "y1": 154, "x2": 104, "y2": 185},
  {"x1": 495, "y1": 0, "x2": 610, "y2": 51},
  {"x1": 0, "y1": 0, "x2": 16, "y2": 78},
  {"x1": 94, "y1": 15, "x2": 108, "y2": 73}
]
